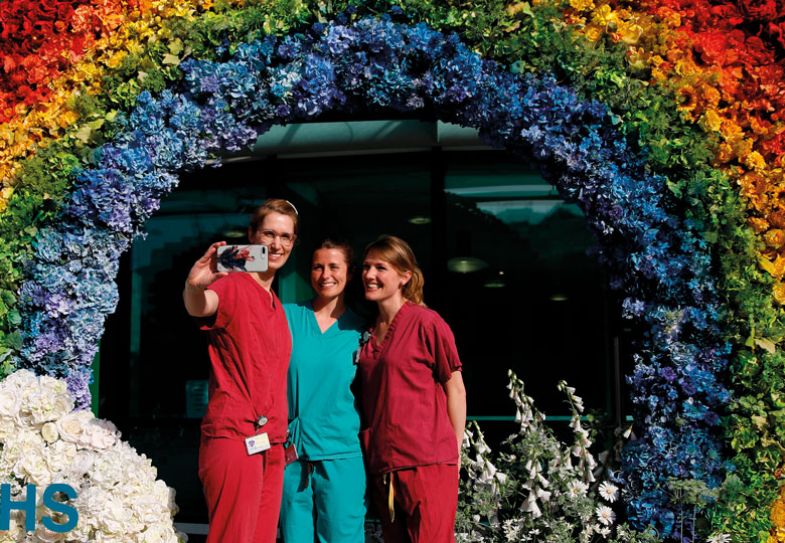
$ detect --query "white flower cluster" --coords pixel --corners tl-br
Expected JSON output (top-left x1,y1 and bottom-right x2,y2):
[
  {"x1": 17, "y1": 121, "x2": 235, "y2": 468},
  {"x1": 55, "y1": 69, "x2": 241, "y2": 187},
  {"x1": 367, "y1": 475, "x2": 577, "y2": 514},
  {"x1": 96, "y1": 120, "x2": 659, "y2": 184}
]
[
  {"x1": 457, "y1": 371, "x2": 656, "y2": 543},
  {"x1": 0, "y1": 370, "x2": 186, "y2": 543}
]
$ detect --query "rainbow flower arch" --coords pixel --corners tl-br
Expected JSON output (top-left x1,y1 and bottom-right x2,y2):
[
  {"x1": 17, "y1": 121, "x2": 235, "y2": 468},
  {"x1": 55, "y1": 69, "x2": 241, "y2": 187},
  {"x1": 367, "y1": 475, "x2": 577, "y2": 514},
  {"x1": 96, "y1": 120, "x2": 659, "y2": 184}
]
[{"x1": 1, "y1": 1, "x2": 784, "y2": 540}]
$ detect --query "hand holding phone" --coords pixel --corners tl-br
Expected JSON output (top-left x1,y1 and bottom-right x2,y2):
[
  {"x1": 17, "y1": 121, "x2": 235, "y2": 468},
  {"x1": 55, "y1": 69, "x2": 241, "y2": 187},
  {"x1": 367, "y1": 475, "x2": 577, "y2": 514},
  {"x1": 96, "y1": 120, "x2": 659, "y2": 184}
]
[{"x1": 216, "y1": 245, "x2": 269, "y2": 273}]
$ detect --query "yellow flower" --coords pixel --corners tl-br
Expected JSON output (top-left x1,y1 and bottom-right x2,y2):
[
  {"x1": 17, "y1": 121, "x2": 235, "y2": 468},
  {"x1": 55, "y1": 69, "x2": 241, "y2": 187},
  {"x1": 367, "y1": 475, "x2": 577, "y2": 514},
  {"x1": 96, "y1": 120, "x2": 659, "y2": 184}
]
[
  {"x1": 774, "y1": 282, "x2": 785, "y2": 305},
  {"x1": 746, "y1": 151, "x2": 767, "y2": 171},
  {"x1": 676, "y1": 85, "x2": 697, "y2": 109},
  {"x1": 674, "y1": 59, "x2": 697, "y2": 77},
  {"x1": 626, "y1": 47, "x2": 648, "y2": 71},
  {"x1": 105, "y1": 50, "x2": 128, "y2": 69},
  {"x1": 506, "y1": 2, "x2": 529, "y2": 16},
  {"x1": 702, "y1": 110, "x2": 722, "y2": 132},
  {"x1": 592, "y1": 4, "x2": 619, "y2": 28},
  {"x1": 569, "y1": 0, "x2": 595, "y2": 12},
  {"x1": 584, "y1": 25, "x2": 603, "y2": 42},
  {"x1": 615, "y1": 22, "x2": 642, "y2": 44}
]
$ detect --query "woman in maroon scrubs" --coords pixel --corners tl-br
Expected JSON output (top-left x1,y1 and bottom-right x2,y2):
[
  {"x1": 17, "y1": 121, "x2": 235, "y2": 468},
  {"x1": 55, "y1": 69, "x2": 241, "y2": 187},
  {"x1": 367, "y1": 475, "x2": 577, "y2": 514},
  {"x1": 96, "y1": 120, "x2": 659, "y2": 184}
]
[
  {"x1": 183, "y1": 198, "x2": 298, "y2": 543},
  {"x1": 357, "y1": 235, "x2": 467, "y2": 543}
]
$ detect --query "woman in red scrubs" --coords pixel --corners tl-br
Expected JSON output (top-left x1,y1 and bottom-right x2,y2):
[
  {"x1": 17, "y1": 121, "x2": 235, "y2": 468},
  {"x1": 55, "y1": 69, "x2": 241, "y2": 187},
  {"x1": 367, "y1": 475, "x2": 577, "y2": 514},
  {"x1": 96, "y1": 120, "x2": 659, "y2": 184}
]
[
  {"x1": 357, "y1": 235, "x2": 467, "y2": 543},
  {"x1": 183, "y1": 198, "x2": 298, "y2": 543}
]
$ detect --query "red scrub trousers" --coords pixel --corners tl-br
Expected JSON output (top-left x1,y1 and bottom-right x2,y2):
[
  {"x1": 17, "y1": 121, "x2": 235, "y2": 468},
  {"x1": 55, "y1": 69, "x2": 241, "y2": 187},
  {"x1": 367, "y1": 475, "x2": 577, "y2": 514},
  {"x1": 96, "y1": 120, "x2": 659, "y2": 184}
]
[{"x1": 199, "y1": 438, "x2": 285, "y2": 543}]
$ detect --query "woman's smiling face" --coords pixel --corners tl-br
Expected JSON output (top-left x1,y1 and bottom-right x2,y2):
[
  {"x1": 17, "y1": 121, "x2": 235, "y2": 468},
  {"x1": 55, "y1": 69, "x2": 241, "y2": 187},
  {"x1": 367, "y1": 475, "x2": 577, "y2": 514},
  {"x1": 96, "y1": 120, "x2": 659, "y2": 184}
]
[
  {"x1": 362, "y1": 250, "x2": 410, "y2": 303},
  {"x1": 311, "y1": 247, "x2": 350, "y2": 300}
]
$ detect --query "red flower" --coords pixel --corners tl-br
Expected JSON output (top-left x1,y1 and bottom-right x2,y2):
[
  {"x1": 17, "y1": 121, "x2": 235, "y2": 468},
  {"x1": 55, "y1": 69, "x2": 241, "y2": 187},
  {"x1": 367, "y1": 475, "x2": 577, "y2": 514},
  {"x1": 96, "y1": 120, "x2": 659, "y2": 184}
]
[{"x1": 737, "y1": 0, "x2": 780, "y2": 22}]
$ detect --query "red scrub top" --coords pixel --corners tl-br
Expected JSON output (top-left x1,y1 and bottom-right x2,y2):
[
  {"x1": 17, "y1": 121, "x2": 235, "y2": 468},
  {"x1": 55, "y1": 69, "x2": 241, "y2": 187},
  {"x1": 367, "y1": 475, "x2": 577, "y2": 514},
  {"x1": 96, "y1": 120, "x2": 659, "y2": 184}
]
[
  {"x1": 357, "y1": 302, "x2": 462, "y2": 474},
  {"x1": 199, "y1": 272, "x2": 292, "y2": 444}
]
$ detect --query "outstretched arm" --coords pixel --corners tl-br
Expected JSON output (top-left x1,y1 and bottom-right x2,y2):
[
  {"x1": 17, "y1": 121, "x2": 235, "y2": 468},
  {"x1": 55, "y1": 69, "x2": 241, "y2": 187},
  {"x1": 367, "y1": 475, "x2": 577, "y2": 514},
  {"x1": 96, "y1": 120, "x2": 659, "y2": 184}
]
[
  {"x1": 443, "y1": 370, "x2": 467, "y2": 454},
  {"x1": 184, "y1": 241, "x2": 228, "y2": 317}
]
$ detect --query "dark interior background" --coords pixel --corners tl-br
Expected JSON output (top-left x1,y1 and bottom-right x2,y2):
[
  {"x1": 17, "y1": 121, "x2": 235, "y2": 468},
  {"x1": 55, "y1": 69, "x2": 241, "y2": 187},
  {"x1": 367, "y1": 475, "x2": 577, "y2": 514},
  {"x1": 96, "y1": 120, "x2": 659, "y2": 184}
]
[{"x1": 98, "y1": 138, "x2": 636, "y2": 533}]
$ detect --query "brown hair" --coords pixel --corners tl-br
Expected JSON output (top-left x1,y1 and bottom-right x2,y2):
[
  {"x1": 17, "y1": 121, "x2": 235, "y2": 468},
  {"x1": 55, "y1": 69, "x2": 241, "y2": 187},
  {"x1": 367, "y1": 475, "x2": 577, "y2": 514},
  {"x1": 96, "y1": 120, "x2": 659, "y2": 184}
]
[
  {"x1": 249, "y1": 198, "x2": 299, "y2": 235},
  {"x1": 316, "y1": 238, "x2": 355, "y2": 269},
  {"x1": 363, "y1": 235, "x2": 425, "y2": 305}
]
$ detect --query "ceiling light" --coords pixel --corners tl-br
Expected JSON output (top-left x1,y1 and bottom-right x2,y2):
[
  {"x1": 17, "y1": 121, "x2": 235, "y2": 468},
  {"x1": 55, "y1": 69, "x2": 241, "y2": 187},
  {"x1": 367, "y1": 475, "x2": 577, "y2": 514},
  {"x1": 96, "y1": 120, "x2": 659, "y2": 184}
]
[
  {"x1": 408, "y1": 216, "x2": 431, "y2": 225},
  {"x1": 222, "y1": 229, "x2": 246, "y2": 239},
  {"x1": 484, "y1": 279, "x2": 506, "y2": 288},
  {"x1": 447, "y1": 257, "x2": 488, "y2": 273},
  {"x1": 549, "y1": 293, "x2": 568, "y2": 302}
]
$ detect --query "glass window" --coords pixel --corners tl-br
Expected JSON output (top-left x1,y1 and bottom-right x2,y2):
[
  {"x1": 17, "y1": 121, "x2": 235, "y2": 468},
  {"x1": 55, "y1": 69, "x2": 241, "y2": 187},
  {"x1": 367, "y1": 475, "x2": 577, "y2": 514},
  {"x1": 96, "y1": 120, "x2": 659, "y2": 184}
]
[{"x1": 100, "y1": 147, "x2": 622, "y2": 526}]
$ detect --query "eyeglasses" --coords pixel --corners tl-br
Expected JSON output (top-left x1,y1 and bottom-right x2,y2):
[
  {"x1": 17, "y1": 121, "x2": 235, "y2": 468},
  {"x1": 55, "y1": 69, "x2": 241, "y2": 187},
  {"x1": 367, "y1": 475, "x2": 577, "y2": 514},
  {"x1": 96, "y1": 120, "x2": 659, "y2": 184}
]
[{"x1": 258, "y1": 229, "x2": 296, "y2": 248}]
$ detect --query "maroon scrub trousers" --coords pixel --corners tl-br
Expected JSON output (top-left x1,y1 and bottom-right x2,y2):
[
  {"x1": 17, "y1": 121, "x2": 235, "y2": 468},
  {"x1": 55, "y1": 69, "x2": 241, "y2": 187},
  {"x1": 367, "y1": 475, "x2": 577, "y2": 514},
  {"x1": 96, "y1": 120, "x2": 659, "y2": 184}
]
[{"x1": 198, "y1": 273, "x2": 291, "y2": 543}]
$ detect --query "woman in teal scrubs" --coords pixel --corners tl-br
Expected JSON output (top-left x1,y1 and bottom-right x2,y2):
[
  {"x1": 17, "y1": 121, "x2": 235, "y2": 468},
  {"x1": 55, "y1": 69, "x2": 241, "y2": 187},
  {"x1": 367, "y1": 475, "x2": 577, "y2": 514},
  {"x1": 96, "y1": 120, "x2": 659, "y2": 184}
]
[{"x1": 279, "y1": 239, "x2": 367, "y2": 542}]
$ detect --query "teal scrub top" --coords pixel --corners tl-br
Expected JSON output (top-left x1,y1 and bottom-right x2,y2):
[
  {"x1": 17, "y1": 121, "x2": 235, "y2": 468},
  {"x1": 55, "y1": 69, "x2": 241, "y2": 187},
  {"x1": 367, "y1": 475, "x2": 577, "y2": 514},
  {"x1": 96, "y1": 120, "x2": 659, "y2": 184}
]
[{"x1": 284, "y1": 301, "x2": 365, "y2": 460}]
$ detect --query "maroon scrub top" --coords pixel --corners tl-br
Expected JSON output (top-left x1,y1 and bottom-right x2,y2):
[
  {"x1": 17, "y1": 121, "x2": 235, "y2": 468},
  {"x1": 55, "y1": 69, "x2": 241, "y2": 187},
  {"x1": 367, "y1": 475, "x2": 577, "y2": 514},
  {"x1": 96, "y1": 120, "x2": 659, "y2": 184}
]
[
  {"x1": 357, "y1": 302, "x2": 463, "y2": 474},
  {"x1": 199, "y1": 272, "x2": 292, "y2": 443}
]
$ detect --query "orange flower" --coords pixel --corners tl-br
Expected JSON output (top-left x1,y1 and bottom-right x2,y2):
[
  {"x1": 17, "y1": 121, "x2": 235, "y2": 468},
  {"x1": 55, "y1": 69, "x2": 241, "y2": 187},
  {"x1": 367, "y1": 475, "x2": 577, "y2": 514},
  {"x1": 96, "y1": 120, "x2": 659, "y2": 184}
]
[
  {"x1": 716, "y1": 142, "x2": 735, "y2": 163},
  {"x1": 749, "y1": 217, "x2": 771, "y2": 233},
  {"x1": 765, "y1": 229, "x2": 785, "y2": 249},
  {"x1": 676, "y1": 84, "x2": 698, "y2": 115},
  {"x1": 721, "y1": 118, "x2": 744, "y2": 141}
]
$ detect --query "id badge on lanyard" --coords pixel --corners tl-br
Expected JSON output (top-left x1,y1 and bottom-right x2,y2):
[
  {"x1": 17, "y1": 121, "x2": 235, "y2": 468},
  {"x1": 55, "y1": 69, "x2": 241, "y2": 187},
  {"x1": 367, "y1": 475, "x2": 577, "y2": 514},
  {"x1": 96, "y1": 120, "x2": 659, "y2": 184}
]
[{"x1": 245, "y1": 416, "x2": 271, "y2": 455}]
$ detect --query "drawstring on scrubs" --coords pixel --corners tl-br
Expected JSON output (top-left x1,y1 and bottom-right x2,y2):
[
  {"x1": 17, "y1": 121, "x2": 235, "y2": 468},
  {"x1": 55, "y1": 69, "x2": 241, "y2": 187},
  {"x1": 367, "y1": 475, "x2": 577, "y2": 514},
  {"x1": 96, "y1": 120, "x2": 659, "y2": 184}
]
[{"x1": 383, "y1": 472, "x2": 396, "y2": 523}]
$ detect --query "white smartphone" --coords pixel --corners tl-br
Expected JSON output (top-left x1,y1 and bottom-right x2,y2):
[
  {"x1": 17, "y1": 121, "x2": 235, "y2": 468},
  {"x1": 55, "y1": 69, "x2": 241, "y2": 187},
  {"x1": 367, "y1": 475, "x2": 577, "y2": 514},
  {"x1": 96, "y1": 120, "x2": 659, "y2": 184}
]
[{"x1": 216, "y1": 244, "x2": 269, "y2": 272}]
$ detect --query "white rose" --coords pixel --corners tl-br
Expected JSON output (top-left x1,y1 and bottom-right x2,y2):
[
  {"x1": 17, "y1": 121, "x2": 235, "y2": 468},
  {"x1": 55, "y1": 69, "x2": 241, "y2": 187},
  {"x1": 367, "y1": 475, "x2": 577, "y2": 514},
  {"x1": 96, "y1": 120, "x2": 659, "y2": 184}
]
[
  {"x1": 2, "y1": 369, "x2": 38, "y2": 392},
  {"x1": 84, "y1": 418, "x2": 118, "y2": 449},
  {"x1": 41, "y1": 421, "x2": 59, "y2": 443},
  {"x1": 67, "y1": 450, "x2": 95, "y2": 478},
  {"x1": 5, "y1": 428, "x2": 46, "y2": 471},
  {"x1": 0, "y1": 414, "x2": 21, "y2": 441},
  {"x1": 26, "y1": 379, "x2": 74, "y2": 424},
  {"x1": 44, "y1": 440, "x2": 77, "y2": 474},
  {"x1": 15, "y1": 449, "x2": 51, "y2": 486},
  {"x1": 0, "y1": 385, "x2": 21, "y2": 418},
  {"x1": 56, "y1": 410, "x2": 91, "y2": 443},
  {"x1": 99, "y1": 494, "x2": 137, "y2": 534},
  {"x1": 34, "y1": 522, "x2": 68, "y2": 542}
]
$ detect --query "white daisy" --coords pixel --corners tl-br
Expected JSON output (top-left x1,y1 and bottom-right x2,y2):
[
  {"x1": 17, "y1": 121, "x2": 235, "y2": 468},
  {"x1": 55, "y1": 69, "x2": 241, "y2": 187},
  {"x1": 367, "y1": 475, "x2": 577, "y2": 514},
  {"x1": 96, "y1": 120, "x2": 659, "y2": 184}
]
[
  {"x1": 595, "y1": 505, "x2": 616, "y2": 526},
  {"x1": 707, "y1": 534, "x2": 732, "y2": 543},
  {"x1": 567, "y1": 480, "x2": 588, "y2": 498},
  {"x1": 598, "y1": 481, "x2": 619, "y2": 503}
]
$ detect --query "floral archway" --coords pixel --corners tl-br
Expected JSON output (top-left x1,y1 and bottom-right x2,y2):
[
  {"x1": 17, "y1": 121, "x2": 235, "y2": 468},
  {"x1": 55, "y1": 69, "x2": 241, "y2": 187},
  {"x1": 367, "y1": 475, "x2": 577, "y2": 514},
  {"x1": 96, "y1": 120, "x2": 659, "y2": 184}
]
[{"x1": 1, "y1": 1, "x2": 784, "y2": 541}]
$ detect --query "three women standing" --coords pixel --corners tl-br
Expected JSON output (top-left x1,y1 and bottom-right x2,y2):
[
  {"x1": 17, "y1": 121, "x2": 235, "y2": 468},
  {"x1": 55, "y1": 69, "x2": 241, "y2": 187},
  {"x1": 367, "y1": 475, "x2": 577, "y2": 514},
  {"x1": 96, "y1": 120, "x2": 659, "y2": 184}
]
[{"x1": 188, "y1": 211, "x2": 465, "y2": 542}]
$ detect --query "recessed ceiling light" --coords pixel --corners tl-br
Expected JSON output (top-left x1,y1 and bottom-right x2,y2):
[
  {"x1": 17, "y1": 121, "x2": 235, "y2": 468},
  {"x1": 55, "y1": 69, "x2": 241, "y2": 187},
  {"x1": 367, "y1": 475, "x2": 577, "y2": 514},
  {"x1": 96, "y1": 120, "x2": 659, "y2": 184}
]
[
  {"x1": 408, "y1": 216, "x2": 431, "y2": 225},
  {"x1": 222, "y1": 229, "x2": 246, "y2": 239},
  {"x1": 484, "y1": 279, "x2": 506, "y2": 288},
  {"x1": 549, "y1": 293, "x2": 568, "y2": 302},
  {"x1": 447, "y1": 257, "x2": 488, "y2": 273}
]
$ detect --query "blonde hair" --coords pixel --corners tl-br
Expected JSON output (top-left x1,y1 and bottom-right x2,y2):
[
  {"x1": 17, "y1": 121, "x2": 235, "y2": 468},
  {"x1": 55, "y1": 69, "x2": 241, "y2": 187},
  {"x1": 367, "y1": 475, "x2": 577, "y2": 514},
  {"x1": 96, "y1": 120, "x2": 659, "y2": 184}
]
[
  {"x1": 363, "y1": 235, "x2": 425, "y2": 305},
  {"x1": 249, "y1": 198, "x2": 299, "y2": 234}
]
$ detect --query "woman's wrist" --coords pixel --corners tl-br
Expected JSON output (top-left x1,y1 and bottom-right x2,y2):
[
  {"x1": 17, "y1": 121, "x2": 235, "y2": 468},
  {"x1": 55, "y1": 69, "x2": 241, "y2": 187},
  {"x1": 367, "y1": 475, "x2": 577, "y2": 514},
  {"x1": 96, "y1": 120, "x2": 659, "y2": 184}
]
[{"x1": 185, "y1": 279, "x2": 207, "y2": 291}]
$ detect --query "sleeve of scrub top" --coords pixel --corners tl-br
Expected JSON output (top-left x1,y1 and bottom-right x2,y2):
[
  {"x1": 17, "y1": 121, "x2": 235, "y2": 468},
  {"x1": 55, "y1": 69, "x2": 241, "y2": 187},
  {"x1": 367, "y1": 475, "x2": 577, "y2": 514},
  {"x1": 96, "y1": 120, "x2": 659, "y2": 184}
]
[
  {"x1": 424, "y1": 313, "x2": 463, "y2": 383},
  {"x1": 198, "y1": 275, "x2": 236, "y2": 331}
]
